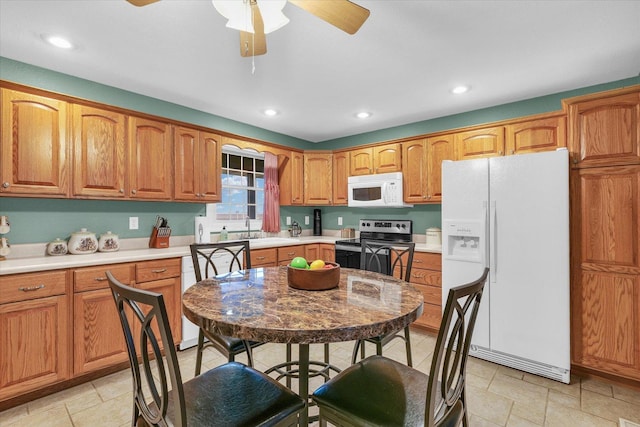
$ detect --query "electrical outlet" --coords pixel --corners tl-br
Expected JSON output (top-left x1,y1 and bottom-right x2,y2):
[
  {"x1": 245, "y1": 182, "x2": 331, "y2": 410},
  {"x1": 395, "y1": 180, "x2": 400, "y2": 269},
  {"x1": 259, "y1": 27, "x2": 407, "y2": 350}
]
[
  {"x1": 304, "y1": 215, "x2": 310, "y2": 225},
  {"x1": 129, "y1": 217, "x2": 139, "y2": 230},
  {"x1": 338, "y1": 217, "x2": 343, "y2": 226},
  {"x1": 286, "y1": 216, "x2": 291, "y2": 225}
]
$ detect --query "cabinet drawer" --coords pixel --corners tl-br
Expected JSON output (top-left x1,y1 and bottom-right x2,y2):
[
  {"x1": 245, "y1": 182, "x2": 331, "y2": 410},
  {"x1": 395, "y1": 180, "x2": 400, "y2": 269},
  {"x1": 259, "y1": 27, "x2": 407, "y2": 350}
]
[
  {"x1": 251, "y1": 248, "x2": 277, "y2": 266},
  {"x1": 412, "y1": 252, "x2": 441, "y2": 270},
  {"x1": 412, "y1": 282, "x2": 442, "y2": 305},
  {"x1": 277, "y1": 245, "x2": 305, "y2": 261},
  {"x1": 409, "y1": 268, "x2": 442, "y2": 287},
  {"x1": 136, "y1": 258, "x2": 181, "y2": 283},
  {"x1": 1, "y1": 270, "x2": 69, "y2": 304},
  {"x1": 74, "y1": 263, "x2": 135, "y2": 292}
]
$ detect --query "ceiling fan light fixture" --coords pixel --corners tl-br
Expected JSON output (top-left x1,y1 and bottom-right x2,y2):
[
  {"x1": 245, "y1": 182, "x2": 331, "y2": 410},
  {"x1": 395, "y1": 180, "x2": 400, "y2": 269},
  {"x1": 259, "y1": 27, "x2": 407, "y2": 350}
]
[{"x1": 212, "y1": 0, "x2": 288, "y2": 34}]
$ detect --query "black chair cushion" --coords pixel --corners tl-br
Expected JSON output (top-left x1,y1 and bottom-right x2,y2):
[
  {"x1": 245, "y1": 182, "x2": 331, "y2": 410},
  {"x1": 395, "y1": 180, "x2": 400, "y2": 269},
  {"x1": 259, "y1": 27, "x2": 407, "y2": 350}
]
[
  {"x1": 313, "y1": 355, "x2": 434, "y2": 426},
  {"x1": 169, "y1": 362, "x2": 304, "y2": 426},
  {"x1": 204, "y1": 330, "x2": 259, "y2": 354}
]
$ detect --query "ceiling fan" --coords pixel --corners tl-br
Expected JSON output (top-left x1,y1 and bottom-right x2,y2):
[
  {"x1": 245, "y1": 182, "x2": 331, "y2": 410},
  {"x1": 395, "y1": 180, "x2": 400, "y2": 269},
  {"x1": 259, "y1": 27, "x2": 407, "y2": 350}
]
[{"x1": 126, "y1": 0, "x2": 370, "y2": 57}]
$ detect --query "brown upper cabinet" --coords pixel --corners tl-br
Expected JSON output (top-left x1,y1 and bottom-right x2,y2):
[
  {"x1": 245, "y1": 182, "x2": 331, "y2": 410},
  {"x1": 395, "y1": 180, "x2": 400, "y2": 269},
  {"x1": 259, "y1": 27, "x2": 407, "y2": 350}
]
[
  {"x1": 304, "y1": 152, "x2": 333, "y2": 205},
  {"x1": 1, "y1": 88, "x2": 69, "y2": 197},
  {"x1": 290, "y1": 151, "x2": 304, "y2": 205},
  {"x1": 174, "y1": 126, "x2": 221, "y2": 202},
  {"x1": 72, "y1": 104, "x2": 127, "y2": 198},
  {"x1": 402, "y1": 135, "x2": 454, "y2": 204},
  {"x1": 349, "y1": 143, "x2": 401, "y2": 175},
  {"x1": 332, "y1": 151, "x2": 349, "y2": 205},
  {"x1": 455, "y1": 126, "x2": 505, "y2": 160},
  {"x1": 566, "y1": 90, "x2": 640, "y2": 168},
  {"x1": 128, "y1": 116, "x2": 172, "y2": 200},
  {"x1": 505, "y1": 115, "x2": 566, "y2": 155}
]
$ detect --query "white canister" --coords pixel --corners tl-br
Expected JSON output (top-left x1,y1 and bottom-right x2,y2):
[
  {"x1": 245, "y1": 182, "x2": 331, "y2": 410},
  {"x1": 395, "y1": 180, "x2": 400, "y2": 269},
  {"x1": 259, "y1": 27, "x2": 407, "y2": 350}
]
[
  {"x1": 47, "y1": 238, "x2": 68, "y2": 256},
  {"x1": 68, "y1": 228, "x2": 99, "y2": 254},
  {"x1": 98, "y1": 231, "x2": 120, "y2": 252},
  {"x1": 426, "y1": 227, "x2": 442, "y2": 248}
]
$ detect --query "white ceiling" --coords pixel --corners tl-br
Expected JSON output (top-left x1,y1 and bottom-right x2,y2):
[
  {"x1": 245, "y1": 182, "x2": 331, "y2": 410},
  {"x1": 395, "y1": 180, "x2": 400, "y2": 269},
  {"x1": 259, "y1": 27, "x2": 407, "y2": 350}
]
[{"x1": 1, "y1": 0, "x2": 639, "y2": 143}]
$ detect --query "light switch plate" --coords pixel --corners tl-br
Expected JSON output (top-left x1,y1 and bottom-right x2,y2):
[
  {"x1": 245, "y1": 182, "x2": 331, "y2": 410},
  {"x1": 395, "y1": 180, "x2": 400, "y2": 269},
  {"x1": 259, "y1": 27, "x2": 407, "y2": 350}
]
[
  {"x1": 305, "y1": 216, "x2": 310, "y2": 225},
  {"x1": 286, "y1": 216, "x2": 291, "y2": 225},
  {"x1": 129, "y1": 217, "x2": 139, "y2": 230},
  {"x1": 338, "y1": 217, "x2": 343, "y2": 226}
]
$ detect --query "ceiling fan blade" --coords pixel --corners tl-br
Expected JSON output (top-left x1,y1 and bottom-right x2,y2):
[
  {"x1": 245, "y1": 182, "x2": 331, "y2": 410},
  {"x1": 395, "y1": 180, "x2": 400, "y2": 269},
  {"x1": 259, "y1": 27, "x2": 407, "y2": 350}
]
[
  {"x1": 240, "y1": 1, "x2": 267, "y2": 57},
  {"x1": 288, "y1": 0, "x2": 370, "y2": 34},
  {"x1": 126, "y1": 0, "x2": 160, "y2": 6}
]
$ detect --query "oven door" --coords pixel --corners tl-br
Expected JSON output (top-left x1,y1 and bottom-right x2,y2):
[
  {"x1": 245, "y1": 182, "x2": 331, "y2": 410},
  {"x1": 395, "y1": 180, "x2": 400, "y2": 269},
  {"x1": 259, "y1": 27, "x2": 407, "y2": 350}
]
[{"x1": 335, "y1": 244, "x2": 391, "y2": 275}]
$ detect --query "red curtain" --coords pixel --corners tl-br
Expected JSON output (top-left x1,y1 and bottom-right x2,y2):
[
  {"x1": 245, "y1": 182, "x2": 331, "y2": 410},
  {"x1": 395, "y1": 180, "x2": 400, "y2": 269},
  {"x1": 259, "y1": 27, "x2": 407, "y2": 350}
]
[{"x1": 262, "y1": 152, "x2": 281, "y2": 232}]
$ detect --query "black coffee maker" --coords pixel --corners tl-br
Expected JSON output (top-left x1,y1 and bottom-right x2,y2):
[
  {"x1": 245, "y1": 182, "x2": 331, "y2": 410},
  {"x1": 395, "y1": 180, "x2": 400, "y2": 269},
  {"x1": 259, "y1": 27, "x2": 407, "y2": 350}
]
[{"x1": 313, "y1": 209, "x2": 322, "y2": 236}]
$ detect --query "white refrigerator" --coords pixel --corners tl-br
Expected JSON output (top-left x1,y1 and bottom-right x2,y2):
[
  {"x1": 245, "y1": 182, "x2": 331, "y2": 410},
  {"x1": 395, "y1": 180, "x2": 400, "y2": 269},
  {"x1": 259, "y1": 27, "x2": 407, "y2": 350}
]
[{"x1": 441, "y1": 149, "x2": 570, "y2": 383}]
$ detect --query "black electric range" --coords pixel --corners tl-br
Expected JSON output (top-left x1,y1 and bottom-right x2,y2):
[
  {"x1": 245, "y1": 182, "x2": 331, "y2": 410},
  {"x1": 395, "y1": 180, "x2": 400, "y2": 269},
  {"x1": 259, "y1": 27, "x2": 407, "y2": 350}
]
[{"x1": 334, "y1": 219, "x2": 413, "y2": 271}]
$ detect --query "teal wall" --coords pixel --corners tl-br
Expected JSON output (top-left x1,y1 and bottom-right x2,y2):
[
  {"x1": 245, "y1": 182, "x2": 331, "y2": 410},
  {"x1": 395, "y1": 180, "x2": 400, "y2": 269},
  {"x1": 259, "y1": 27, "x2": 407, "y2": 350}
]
[{"x1": 1, "y1": 57, "x2": 638, "y2": 244}]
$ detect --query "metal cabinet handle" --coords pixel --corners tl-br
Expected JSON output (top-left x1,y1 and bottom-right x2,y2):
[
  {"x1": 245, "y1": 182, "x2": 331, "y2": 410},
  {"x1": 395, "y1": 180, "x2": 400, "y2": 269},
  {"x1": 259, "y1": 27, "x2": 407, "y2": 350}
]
[
  {"x1": 256, "y1": 256, "x2": 266, "y2": 260},
  {"x1": 131, "y1": 189, "x2": 137, "y2": 194},
  {"x1": 119, "y1": 188, "x2": 124, "y2": 193},
  {"x1": 95, "y1": 277, "x2": 107, "y2": 282},
  {"x1": 19, "y1": 284, "x2": 45, "y2": 292},
  {"x1": 414, "y1": 259, "x2": 423, "y2": 263},
  {"x1": 2, "y1": 182, "x2": 10, "y2": 188},
  {"x1": 152, "y1": 268, "x2": 167, "y2": 273},
  {"x1": 287, "y1": 252, "x2": 295, "y2": 256}
]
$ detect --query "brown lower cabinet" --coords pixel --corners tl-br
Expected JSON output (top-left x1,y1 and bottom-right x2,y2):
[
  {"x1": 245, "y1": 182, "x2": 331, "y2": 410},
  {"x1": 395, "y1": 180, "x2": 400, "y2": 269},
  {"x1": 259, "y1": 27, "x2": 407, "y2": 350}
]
[
  {"x1": 0, "y1": 257, "x2": 182, "y2": 406},
  {"x1": 251, "y1": 247, "x2": 278, "y2": 267},
  {"x1": 407, "y1": 252, "x2": 442, "y2": 332},
  {"x1": 0, "y1": 270, "x2": 71, "y2": 402}
]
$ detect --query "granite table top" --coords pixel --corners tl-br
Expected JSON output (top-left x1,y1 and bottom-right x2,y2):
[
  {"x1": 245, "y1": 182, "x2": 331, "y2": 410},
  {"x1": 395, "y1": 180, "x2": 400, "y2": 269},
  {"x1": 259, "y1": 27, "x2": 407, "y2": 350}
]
[{"x1": 182, "y1": 266, "x2": 425, "y2": 344}]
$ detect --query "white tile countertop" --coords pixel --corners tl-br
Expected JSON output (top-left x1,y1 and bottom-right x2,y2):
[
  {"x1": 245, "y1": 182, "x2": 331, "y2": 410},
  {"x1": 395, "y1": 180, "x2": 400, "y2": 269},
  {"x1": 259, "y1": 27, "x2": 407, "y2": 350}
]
[{"x1": 0, "y1": 234, "x2": 440, "y2": 276}]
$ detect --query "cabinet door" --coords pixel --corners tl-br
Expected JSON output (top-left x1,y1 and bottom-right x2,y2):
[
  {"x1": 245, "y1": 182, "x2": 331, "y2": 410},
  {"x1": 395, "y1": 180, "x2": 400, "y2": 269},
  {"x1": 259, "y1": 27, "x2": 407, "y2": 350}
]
[
  {"x1": 251, "y1": 248, "x2": 277, "y2": 267},
  {"x1": 0, "y1": 294, "x2": 70, "y2": 400},
  {"x1": 198, "y1": 131, "x2": 222, "y2": 202},
  {"x1": 319, "y1": 243, "x2": 335, "y2": 263},
  {"x1": 332, "y1": 151, "x2": 349, "y2": 205},
  {"x1": 129, "y1": 117, "x2": 172, "y2": 200},
  {"x1": 505, "y1": 115, "x2": 566, "y2": 155},
  {"x1": 455, "y1": 126, "x2": 505, "y2": 160},
  {"x1": 568, "y1": 91, "x2": 640, "y2": 168},
  {"x1": 570, "y1": 165, "x2": 640, "y2": 381},
  {"x1": 349, "y1": 148, "x2": 373, "y2": 175},
  {"x1": 291, "y1": 151, "x2": 304, "y2": 205},
  {"x1": 402, "y1": 139, "x2": 427, "y2": 203},
  {"x1": 373, "y1": 143, "x2": 401, "y2": 174},
  {"x1": 174, "y1": 127, "x2": 221, "y2": 202},
  {"x1": 136, "y1": 277, "x2": 182, "y2": 346},
  {"x1": 305, "y1": 244, "x2": 320, "y2": 262},
  {"x1": 72, "y1": 104, "x2": 127, "y2": 198},
  {"x1": 1, "y1": 89, "x2": 68, "y2": 196},
  {"x1": 426, "y1": 134, "x2": 454, "y2": 202},
  {"x1": 304, "y1": 153, "x2": 333, "y2": 205},
  {"x1": 73, "y1": 289, "x2": 129, "y2": 375}
]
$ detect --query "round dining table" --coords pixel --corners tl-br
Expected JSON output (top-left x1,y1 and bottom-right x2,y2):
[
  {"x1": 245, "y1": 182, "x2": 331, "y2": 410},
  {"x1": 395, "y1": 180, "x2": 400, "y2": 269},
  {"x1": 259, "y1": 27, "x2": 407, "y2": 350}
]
[{"x1": 182, "y1": 265, "x2": 424, "y2": 426}]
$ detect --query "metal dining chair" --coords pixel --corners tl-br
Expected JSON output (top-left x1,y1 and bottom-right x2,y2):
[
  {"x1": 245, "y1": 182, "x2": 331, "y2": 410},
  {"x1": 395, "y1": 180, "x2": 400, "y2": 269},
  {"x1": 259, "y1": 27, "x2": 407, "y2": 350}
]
[
  {"x1": 312, "y1": 268, "x2": 489, "y2": 427},
  {"x1": 190, "y1": 241, "x2": 265, "y2": 375},
  {"x1": 351, "y1": 239, "x2": 416, "y2": 366},
  {"x1": 106, "y1": 271, "x2": 305, "y2": 427}
]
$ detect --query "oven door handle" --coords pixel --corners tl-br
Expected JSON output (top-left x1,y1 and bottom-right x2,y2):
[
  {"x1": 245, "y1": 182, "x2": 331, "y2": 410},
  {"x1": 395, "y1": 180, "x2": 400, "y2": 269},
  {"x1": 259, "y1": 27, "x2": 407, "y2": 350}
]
[{"x1": 335, "y1": 245, "x2": 362, "y2": 252}]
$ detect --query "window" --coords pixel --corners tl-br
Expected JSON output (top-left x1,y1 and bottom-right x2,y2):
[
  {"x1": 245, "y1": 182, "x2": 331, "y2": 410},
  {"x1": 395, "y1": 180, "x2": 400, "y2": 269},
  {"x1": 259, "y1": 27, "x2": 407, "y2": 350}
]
[{"x1": 208, "y1": 146, "x2": 264, "y2": 229}]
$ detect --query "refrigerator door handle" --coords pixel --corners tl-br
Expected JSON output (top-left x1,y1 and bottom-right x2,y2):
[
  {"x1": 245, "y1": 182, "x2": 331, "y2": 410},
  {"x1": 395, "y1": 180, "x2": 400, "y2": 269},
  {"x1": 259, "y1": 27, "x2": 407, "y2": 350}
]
[{"x1": 490, "y1": 201, "x2": 497, "y2": 283}]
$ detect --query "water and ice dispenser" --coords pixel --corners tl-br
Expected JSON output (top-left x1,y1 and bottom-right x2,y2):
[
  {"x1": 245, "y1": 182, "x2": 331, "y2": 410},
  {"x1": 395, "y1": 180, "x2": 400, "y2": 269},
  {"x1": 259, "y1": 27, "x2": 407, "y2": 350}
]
[{"x1": 443, "y1": 220, "x2": 483, "y2": 263}]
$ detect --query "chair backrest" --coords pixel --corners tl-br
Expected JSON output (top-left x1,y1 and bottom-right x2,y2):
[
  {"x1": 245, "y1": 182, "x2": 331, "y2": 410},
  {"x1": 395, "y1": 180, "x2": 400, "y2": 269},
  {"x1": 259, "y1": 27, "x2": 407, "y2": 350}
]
[
  {"x1": 425, "y1": 268, "x2": 489, "y2": 427},
  {"x1": 360, "y1": 239, "x2": 415, "y2": 281},
  {"x1": 190, "y1": 241, "x2": 251, "y2": 282},
  {"x1": 106, "y1": 271, "x2": 187, "y2": 427}
]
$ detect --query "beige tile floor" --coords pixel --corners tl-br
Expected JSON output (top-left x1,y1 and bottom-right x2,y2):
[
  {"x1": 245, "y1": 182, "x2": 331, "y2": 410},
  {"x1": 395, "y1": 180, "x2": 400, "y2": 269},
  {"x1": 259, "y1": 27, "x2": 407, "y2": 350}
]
[{"x1": 1, "y1": 329, "x2": 639, "y2": 427}]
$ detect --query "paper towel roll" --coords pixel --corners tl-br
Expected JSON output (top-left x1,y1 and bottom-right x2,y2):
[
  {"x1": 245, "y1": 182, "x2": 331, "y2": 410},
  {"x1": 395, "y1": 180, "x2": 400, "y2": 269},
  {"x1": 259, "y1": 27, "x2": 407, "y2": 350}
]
[{"x1": 194, "y1": 216, "x2": 212, "y2": 244}]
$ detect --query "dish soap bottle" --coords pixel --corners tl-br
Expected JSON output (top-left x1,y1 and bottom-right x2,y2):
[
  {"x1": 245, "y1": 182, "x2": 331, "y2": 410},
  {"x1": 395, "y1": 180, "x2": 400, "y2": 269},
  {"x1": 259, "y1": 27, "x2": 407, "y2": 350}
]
[{"x1": 220, "y1": 226, "x2": 228, "y2": 241}]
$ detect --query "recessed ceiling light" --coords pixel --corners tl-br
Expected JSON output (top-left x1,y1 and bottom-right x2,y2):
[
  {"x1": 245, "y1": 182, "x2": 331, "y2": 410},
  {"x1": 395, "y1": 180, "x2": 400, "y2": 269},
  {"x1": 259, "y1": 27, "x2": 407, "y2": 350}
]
[
  {"x1": 263, "y1": 108, "x2": 278, "y2": 116},
  {"x1": 356, "y1": 112, "x2": 371, "y2": 119},
  {"x1": 451, "y1": 85, "x2": 470, "y2": 95},
  {"x1": 43, "y1": 35, "x2": 74, "y2": 49}
]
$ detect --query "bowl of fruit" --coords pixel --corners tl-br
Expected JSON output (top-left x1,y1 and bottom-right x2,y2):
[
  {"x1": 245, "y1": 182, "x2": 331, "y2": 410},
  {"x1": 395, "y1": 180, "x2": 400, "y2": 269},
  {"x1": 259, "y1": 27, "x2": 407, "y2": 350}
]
[{"x1": 287, "y1": 257, "x2": 341, "y2": 291}]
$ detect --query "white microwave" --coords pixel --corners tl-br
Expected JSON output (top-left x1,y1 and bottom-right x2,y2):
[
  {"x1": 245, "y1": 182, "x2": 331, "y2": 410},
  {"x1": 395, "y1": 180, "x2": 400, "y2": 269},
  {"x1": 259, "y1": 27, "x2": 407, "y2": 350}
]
[{"x1": 347, "y1": 172, "x2": 413, "y2": 208}]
